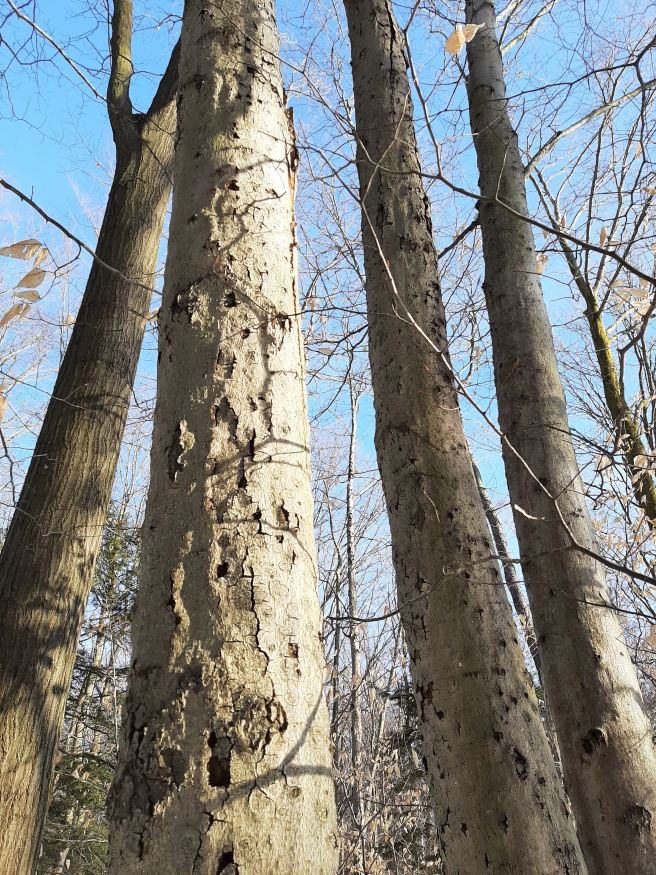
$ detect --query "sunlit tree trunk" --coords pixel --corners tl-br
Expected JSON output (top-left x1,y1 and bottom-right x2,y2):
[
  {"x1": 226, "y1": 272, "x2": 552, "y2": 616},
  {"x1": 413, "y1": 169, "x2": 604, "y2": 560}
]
[
  {"x1": 0, "y1": 3, "x2": 179, "y2": 870},
  {"x1": 465, "y1": 2, "x2": 656, "y2": 871},
  {"x1": 342, "y1": 0, "x2": 586, "y2": 871},
  {"x1": 107, "y1": 1, "x2": 338, "y2": 872}
]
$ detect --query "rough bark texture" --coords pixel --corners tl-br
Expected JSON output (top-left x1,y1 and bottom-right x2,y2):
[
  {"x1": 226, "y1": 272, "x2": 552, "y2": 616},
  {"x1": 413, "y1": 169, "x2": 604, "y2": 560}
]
[
  {"x1": 343, "y1": 0, "x2": 586, "y2": 872},
  {"x1": 465, "y1": 3, "x2": 656, "y2": 872},
  {"x1": 0, "y1": 9, "x2": 178, "y2": 873},
  {"x1": 107, "y1": 2, "x2": 338, "y2": 873}
]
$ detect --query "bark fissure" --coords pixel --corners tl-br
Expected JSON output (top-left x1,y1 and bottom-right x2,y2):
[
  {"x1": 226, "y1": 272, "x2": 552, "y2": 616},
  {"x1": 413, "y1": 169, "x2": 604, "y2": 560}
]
[{"x1": 107, "y1": 2, "x2": 337, "y2": 872}]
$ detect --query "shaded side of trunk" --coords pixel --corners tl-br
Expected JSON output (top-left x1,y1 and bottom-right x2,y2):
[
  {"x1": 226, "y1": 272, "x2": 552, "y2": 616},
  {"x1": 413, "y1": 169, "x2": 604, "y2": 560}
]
[
  {"x1": 107, "y1": 1, "x2": 338, "y2": 872},
  {"x1": 471, "y1": 461, "x2": 540, "y2": 675},
  {"x1": 0, "y1": 16, "x2": 178, "y2": 875},
  {"x1": 464, "y1": 3, "x2": 656, "y2": 872},
  {"x1": 343, "y1": 0, "x2": 586, "y2": 872}
]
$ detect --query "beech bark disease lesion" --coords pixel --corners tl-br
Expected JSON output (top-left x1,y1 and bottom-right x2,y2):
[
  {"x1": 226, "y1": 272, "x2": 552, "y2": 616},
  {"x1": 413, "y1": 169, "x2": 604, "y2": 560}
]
[{"x1": 107, "y1": 2, "x2": 337, "y2": 873}]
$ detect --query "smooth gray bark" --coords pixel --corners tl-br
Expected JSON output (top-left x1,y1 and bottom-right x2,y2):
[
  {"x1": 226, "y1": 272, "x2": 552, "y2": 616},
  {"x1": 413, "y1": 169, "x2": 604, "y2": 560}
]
[
  {"x1": 342, "y1": 0, "x2": 586, "y2": 871},
  {"x1": 464, "y1": 3, "x2": 656, "y2": 872},
  {"x1": 0, "y1": 4, "x2": 179, "y2": 870},
  {"x1": 107, "y1": 2, "x2": 338, "y2": 872}
]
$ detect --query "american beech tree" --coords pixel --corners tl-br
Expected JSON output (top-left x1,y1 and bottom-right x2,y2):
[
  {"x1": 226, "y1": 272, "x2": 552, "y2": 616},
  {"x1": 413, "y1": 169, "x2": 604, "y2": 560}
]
[
  {"x1": 341, "y1": 0, "x2": 586, "y2": 870},
  {"x1": 464, "y1": 1, "x2": 656, "y2": 871},
  {"x1": 0, "y1": 2, "x2": 179, "y2": 871},
  {"x1": 106, "y1": 0, "x2": 338, "y2": 871}
]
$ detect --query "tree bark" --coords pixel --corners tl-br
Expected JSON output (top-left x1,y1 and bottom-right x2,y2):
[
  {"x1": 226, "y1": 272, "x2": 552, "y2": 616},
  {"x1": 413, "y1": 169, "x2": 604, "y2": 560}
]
[
  {"x1": 342, "y1": 0, "x2": 586, "y2": 871},
  {"x1": 0, "y1": 5, "x2": 179, "y2": 872},
  {"x1": 106, "y1": 1, "x2": 338, "y2": 873},
  {"x1": 464, "y1": 3, "x2": 656, "y2": 872}
]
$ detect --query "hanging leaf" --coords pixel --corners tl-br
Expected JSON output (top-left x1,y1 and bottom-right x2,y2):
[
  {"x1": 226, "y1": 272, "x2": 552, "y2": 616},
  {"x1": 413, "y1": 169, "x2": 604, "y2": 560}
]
[
  {"x1": 0, "y1": 302, "x2": 27, "y2": 329},
  {"x1": 647, "y1": 625, "x2": 656, "y2": 648},
  {"x1": 600, "y1": 226, "x2": 608, "y2": 247},
  {"x1": 639, "y1": 277, "x2": 651, "y2": 289},
  {"x1": 641, "y1": 187, "x2": 656, "y2": 195},
  {"x1": 0, "y1": 394, "x2": 7, "y2": 423},
  {"x1": 64, "y1": 313, "x2": 76, "y2": 326},
  {"x1": 636, "y1": 142, "x2": 643, "y2": 158},
  {"x1": 14, "y1": 290, "x2": 40, "y2": 303},
  {"x1": 32, "y1": 247, "x2": 49, "y2": 268},
  {"x1": 306, "y1": 296, "x2": 318, "y2": 311},
  {"x1": 0, "y1": 239, "x2": 41, "y2": 260},
  {"x1": 560, "y1": 213, "x2": 567, "y2": 228},
  {"x1": 317, "y1": 346, "x2": 332, "y2": 355},
  {"x1": 536, "y1": 253, "x2": 548, "y2": 274},
  {"x1": 411, "y1": 748, "x2": 421, "y2": 770},
  {"x1": 634, "y1": 455, "x2": 649, "y2": 469},
  {"x1": 462, "y1": 23, "x2": 485, "y2": 41},
  {"x1": 445, "y1": 27, "x2": 466, "y2": 53},
  {"x1": 16, "y1": 268, "x2": 46, "y2": 289}
]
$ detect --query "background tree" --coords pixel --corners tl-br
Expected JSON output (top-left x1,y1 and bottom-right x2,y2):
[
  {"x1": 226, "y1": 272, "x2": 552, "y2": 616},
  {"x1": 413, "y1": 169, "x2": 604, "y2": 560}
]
[
  {"x1": 0, "y1": 2, "x2": 180, "y2": 870},
  {"x1": 463, "y1": 1, "x2": 656, "y2": 869}
]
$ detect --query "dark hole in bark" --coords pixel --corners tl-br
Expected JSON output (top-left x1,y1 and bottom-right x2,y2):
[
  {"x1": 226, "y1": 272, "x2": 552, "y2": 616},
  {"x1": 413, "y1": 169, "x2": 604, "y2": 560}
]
[
  {"x1": 582, "y1": 727, "x2": 607, "y2": 754},
  {"x1": 287, "y1": 642, "x2": 299, "y2": 659},
  {"x1": 208, "y1": 754, "x2": 231, "y2": 788},
  {"x1": 225, "y1": 290, "x2": 237, "y2": 307},
  {"x1": 217, "y1": 562, "x2": 229, "y2": 579},
  {"x1": 227, "y1": 179, "x2": 240, "y2": 191},
  {"x1": 217, "y1": 848, "x2": 238, "y2": 874},
  {"x1": 511, "y1": 747, "x2": 529, "y2": 780}
]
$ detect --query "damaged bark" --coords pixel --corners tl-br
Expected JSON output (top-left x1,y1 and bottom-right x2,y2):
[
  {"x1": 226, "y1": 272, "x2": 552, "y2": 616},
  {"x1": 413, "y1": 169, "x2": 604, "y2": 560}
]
[
  {"x1": 342, "y1": 0, "x2": 586, "y2": 871},
  {"x1": 107, "y1": 2, "x2": 338, "y2": 873},
  {"x1": 464, "y1": 2, "x2": 656, "y2": 872}
]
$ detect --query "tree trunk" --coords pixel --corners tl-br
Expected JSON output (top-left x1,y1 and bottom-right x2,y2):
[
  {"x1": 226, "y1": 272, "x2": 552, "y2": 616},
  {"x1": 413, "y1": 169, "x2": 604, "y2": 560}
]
[
  {"x1": 464, "y1": 3, "x2": 656, "y2": 871},
  {"x1": 0, "y1": 5, "x2": 179, "y2": 871},
  {"x1": 106, "y1": 2, "x2": 338, "y2": 873},
  {"x1": 472, "y1": 461, "x2": 540, "y2": 675},
  {"x1": 342, "y1": 0, "x2": 586, "y2": 871}
]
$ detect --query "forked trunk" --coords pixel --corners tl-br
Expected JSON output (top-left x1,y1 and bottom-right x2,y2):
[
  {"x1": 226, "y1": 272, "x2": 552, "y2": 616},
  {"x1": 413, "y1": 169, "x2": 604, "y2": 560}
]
[
  {"x1": 342, "y1": 0, "x2": 586, "y2": 871},
  {"x1": 0, "y1": 12, "x2": 178, "y2": 872},
  {"x1": 464, "y1": 2, "x2": 656, "y2": 871}
]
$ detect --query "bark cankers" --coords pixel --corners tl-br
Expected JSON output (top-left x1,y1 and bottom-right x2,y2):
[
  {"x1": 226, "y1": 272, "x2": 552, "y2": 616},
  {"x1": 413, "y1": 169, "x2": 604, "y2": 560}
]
[{"x1": 107, "y1": 2, "x2": 337, "y2": 873}]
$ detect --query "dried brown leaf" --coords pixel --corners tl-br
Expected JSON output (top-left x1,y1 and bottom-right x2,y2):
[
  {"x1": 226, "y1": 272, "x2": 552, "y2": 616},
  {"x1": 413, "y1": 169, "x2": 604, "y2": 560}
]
[
  {"x1": 16, "y1": 268, "x2": 46, "y2": 289},
  {"x1": 445, "y1": 28, "x2": 466, "y2": 53},
  {"x1": 0, "y1": 239, "x2": 41, "y2": 260}
]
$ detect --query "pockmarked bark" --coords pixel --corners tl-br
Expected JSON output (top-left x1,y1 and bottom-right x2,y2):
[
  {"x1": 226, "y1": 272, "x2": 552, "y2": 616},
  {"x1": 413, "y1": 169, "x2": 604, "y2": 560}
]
[
  {"x1": 107, "y1": 2, "x2": 338, "y2": 873},
  {"x1": 464, "y1": 3, "x2": 656, "y2": 872},
  {"x1": 342, "y1": 0, "x2": 586, "y2": 871},
  {"x1": 0, "y1": 5, "x2": 179, "y2": 873}
]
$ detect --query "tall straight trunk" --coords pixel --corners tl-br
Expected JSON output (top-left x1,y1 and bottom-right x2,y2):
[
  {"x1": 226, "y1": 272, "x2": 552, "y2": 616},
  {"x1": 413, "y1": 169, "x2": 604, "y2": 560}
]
[
  {"x1": 342, "y1": 0, "x2": 586, "y2": 872},
  {"x1": 346, "y1": 381, "x2": 364, "y2": 821},
  {"x1": 106, "y1": 1, "x2": 338, "y2": 872},
  {"x1": 0, "y1": 4, "x2": 179, "y2": 871},
  {"x1": 464, "y1": 3, "x2": 656, "y2": 872}
]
